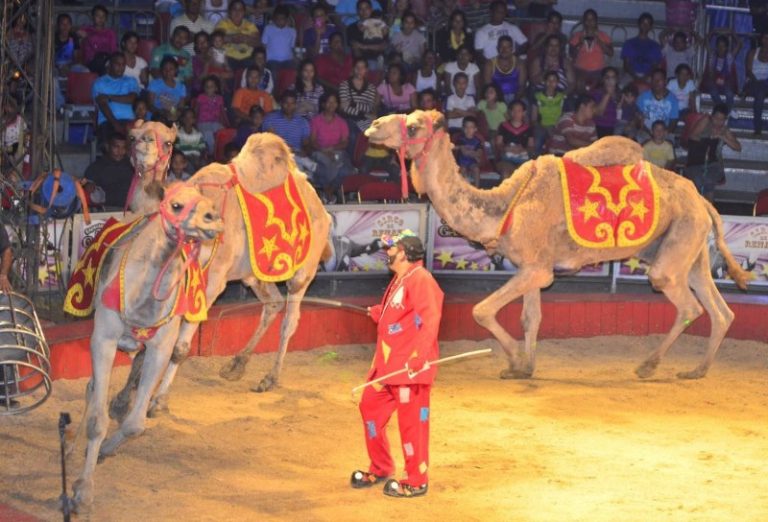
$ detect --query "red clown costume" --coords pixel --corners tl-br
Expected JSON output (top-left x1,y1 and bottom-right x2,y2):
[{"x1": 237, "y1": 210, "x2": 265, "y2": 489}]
[{"x1": 352, "y1": 231, "x2": 444, "y2": 498}]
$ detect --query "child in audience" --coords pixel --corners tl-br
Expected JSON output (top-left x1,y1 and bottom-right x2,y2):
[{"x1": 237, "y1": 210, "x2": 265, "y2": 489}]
[
  {"x1": 262, "y1": 5, "x2": 297, "y2": 73},
  {"x1": 477, "y1": 83, "x2": 507, "y2": 140},
  {"x1": 455, "y1": 116, "x2": 482, "y2": 186},
  {"x1": 531, "y1": 71, "x2": 565, "y2": 155},
  {"x1": 642, "y1": 120, "x2": 675, "y2": 169},
  {"x1": 195, "y1": 75, "x2": 226, "y2": 152},
  {"x1": 495, "y1": 100, "x2": 534, "y2": 178},
  {"x1": 167, "y1": 150, "x2": 193, "y2": 181},
  {"x1": 176, "y1": 108, "x2": 207, "y2": 169},
  {"x1": 205, "y1": 30, "x2": 234, "y2": 94},
  {"x1": 661, "y1": 30, "x2": 697, "y2": 80},
  {"x1": 231, "y1": 67, "x2": 274, "y2": 124},
  {"x1": 235, "y1": 104, "x2": 265, "y2": 148},
  {"x1": 391, "y1": 11, "x2": 427, "y2": 74},
  {"x1": 616, "y1": 84, "x2": 640, "y2": 139},
  {"x1": 417, "y1": 88, "x2": 438, "y2": 110},
  {"x1": 667, "y1": 63, "x2": 697, "y2": 116},
  {"x1": 131, "y1": 98, "x2": 151, "y2": 125},
  {"x1": 445, "y1": 72, "x2": 477, "y2": 132}
]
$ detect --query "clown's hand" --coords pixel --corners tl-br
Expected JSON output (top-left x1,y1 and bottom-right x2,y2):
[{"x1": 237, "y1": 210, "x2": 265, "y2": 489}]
[{"x1": 406, "y1": 355, "x2": 430, "y2": 379}]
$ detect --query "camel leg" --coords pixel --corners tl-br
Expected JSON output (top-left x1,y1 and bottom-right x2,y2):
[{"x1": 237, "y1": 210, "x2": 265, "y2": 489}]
[
  {"x1": 72, "y1": 328, "x2": 118, "y2": 508},
  {"x1": 109, "y1": 350, "x2": 145, "y2": 421},
  {"x1": 677, "y1": 250, "x2": 734, "y2": 379},
  {"x1": 147, "y1": 320, "x2": 200, "y2": 417},
  {"x1": 521, "y1": 289, "x2": 543, "y2": 376},
  {"x1": 472, "y1": 267, "x2": 553, "y2": 379},
  {"x1": 100, "y1": 333, "x2": 174, "y2": 458}
]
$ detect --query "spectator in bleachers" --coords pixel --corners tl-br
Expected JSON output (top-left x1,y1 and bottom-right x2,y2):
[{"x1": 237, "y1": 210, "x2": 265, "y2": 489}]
[
  {"x1": 548, "y1": 94, "x2": 597, "y2": 156},
  {"x1": 530, "y1": 34, "x2": 574, "y2": 94},
  {"x1": 317, "y1": 32, "x2": 353, "y2": 92},
  {"x1": 636, "y1": 68, "x2": 680, "y2": 140},
  {"x1": 131, "y1": 97, "x2": 151, "y2": 124},
  {"x1": 203, "y1": 0, "x2": 230, "y2": 26},
  {"x1": 417, "y1": 88, "x2": 438, "y2": 110},
  {"x1": 744, "y1": 32, "x2": 768, "y2": 135},
  {"x1": 347, "y1": 0, "x2": 390, "y2": 70},
  {"x1": 477, "y1": 83, "x2": 506, "y2": 140},
  {"x1": 339, "y1": 58, "x2": 379, "y2": 147},
  {"x1": 456, "y1": 115, "x2": 482, "y2": 186},
  {"x1": 621, "y1": 13, "x2": 663, "y2": 85},
  {"x1": 443, "y1": 45, "x2": 481, "y2": 98},
  {"x1": 82, "y1": 132, "x2": 133, "y2": 208},
  {"x1": 191, "y1": 31, "x2": 211, "y2": 95},
  {"x1": 176, "y1": 108, "x2": 207, "y2": 169},
  {"x1": 336, "y1": 0, "x2": 383, "y2": 27},
  {"x1": 151, "y1": 26, "x2": 193, "y2": 81},
  {"x1": 660, "y1": 29, "x2": 697, "y2": 80},
  {"x1": 495, "y1": 100, "x2": 534, "y2": 177},
  {"x1": 569, "y1": 9, "x2": 612, "y2": 93},
  {"x1": 216, "y1": 0, "x2": 261, "y2": 70},
  {"x1": 93, "y1": 52, "x2": 140, "y2": 141},
  {"x1": 304, "y1": 4, "x2": 337, "y2": 58},
  {"x1": 196, "y1": 75, "x2": 226, "y2": 150},
  {"x1": 121, "y1": 32, "x2": 149, "y2": 89},
  {"x1": 387, "y1": 0, "x2": 413, "y2": 36},
  {"x1": 148, "y1": 56, "x2": 188, "y2": 123},
  {"x1": 77, "y1": 4, "x2": 118, "y2": 76},
  {"x1": 231, "y1": 67, "x2": 274, "y2": 124},
  {"x1": 170, "y1": 0, "x2": 215, "y2": 55},
  {"x1": 295, "y1": 60, "x2": 325, "y2": 118},
  {"x1": 483, "y1": 36, "x2": 526, "y2": 104},
  {"x1": 528, "y1": 10, "x2": 566, "y2": 59},
  {"x1": 668, "y1": 64, "x2": 696, "y2": 117},
  {"x1": 310, "y1": 91, "x2": 353, "y2": 203},
  {"x1": 445, "y1": 72, "x2": 478, "y2": 132},
  {"x1": 591, "y1": 66, "x2": 620, "y2": 138},
  {"x1": 531, "y1": 70, "x2": 565, "y2": 154},
  {"x1": 55, "y1": 14, "x2": 80, "y2": 75},
  {"x1": 167, "y1": 150, "x2": 193, "y2": 181},
  {"x1": 684, "y1": 103, "x2": 741, "y2": 201},
  {"x1": 205, "y1": 30, "x2": 235, "y2": 93},
  {"x1": 1, "y1": 98, "x2": 27, "y2": 170},
  {"x1": 262, "y1": 5, "x2": 297, "y2": 73},
  {"x1": 391, "y1": 11, "x2": 427, "y2": 74},
  {"x1": 701, "y1": 32, "x2": 741, "y2": 111},
  {"x1": 616, "y1": 83, "x2": 640, "y2": 139},
  {"x1": 377, "y1": 64, "x2": 417, "y2": 113},
  {"x1": 642, "y1": 120, "x2": 675, "y2": 170},
  {"x1": 240, "y1": 46, "x2": 274, "y2": 93},
  {"x1": 234, "y1": 104, "x2": 264, "y2": 148},
  {"x1": 415, "y1": 50, "x2": 441, "y2": 93},
  {"x1": 8, "y1": 11, "x2": 33, "y2": 75},
  {"x1": 474, "y1": 1, "x2": 528, "y2": 61},
  {"x1": 435, "y1": 9, "x2": 474, "y2": 64}
]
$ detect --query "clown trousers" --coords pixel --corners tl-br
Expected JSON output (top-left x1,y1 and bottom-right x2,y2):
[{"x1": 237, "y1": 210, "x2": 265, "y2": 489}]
[{"x1": 359, "y1": 383, "x2": 431, "y2": 487}]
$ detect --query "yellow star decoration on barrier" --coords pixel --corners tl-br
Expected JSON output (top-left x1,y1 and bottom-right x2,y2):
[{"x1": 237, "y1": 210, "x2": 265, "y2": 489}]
[
  {"x1": 259, "y1": 235, "x2": 278, "y2": 259},
  {"x1": 579, "y1": 197, "x2": 601, "y2": 222},
  {"x1": 629, "y1": 198, "x2": 649, "y2": 221},
  {"x1": 436, "y1": 250, "x2": 454, "y2": 267},
  {"x1": 455, "y1": 258, "x2": 468, "y2": 270},
  {"x1": 374, "y1": 260, "x2": 386, "y2": 270},
  {"x1": 624, "y1": 257, "x2": 644, "y2": 274},
  {"x1": 470, "y1": 262, "x2": 479, "y2": 271}
]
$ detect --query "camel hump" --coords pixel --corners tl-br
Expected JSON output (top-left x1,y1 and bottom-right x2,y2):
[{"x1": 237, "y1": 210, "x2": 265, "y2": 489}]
[{"x1": 563, "y1": 136, "x2": 643, "y2": 167}]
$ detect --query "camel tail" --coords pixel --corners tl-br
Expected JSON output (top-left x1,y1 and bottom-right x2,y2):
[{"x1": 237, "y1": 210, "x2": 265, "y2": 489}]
[{"x1": 703, "y1": 198, "x2": 749, "y2": 290}]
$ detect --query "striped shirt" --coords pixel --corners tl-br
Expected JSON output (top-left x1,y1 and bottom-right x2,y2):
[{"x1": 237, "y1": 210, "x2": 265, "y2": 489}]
[
  {"x1": 339, "y1": 79, "x2": 377, "y2": 131},
  {"x1": 548, "y1": 112, "x2": 597, "y2": 156},
  {"x1": 262, "y1": 111, "x2": 310, "y2": 152}
]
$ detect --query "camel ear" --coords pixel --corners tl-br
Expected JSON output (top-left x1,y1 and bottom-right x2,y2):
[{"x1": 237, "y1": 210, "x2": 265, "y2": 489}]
[
  {"x1": 168, "y1": 123, "x2": 179, "y2": 142},
  {"x1": 430, "y1": 111, "x2": 447, "y2": 132}
]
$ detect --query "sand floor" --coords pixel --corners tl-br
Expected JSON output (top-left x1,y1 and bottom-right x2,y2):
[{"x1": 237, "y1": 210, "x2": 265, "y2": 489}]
[{"x1": 2, "y1": 335, "x2": 768, "y2": 522}]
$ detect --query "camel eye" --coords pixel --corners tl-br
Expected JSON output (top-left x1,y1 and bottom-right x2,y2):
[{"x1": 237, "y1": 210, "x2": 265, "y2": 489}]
[
  {"x1": 407, "y1": 125, "x2": 417, "y2": 137},
  {"x1": 171, "y1": 202, "x2": 182, "y2": 212}
]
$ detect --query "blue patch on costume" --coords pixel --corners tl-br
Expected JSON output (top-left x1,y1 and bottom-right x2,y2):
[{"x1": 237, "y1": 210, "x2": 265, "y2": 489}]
[
  {"x1": 414, "y1": 314, "x2": 423, "y2": 329},
  {"x1": 366, "y1": 420, "x2": 377, "y2": 438},
  {"x1": 419, "y1": 407, "x2": 429, "y2": 422},
  {"x1": 388, "y1": 322, "x2": 403, "y2": 335}
]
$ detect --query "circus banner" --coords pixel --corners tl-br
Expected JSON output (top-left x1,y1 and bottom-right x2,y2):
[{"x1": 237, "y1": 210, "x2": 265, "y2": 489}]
[
  {"x1": 428, "y1": 207, "x2": 610, "y2": 277},
  {"x1": 614, "y1": 215, "x2": 768, "y2": 286},
  {"x1": 318, "y1": 205, "x2": 427, "y2": 273}
]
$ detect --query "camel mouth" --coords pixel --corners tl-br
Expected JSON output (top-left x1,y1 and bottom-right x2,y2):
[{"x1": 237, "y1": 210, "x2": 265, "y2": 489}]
[{"x1": 201, "y1": 225, "x2": 223, "y2": 240}]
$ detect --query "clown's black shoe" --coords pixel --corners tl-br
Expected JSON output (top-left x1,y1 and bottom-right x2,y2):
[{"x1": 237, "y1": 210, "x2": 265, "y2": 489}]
[{"x1": 382, "y1": 479, "x2": 428, "y2": 498}]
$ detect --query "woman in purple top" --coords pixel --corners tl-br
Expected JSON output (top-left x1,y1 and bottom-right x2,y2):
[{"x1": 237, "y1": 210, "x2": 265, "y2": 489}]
[
  {"x1": 77, "y1": 4, "x2": 118, "y2": 75},
  {"x1": 591, "y1": 66, "x2": 621, "y2": 138},
  {"x1": 484, "y1": 36, "x2": 526, "y2": 104}
]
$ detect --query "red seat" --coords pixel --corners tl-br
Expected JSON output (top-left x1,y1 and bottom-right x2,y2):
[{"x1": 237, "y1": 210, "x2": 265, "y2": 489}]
[
  {"x1": 275, "y1": 69, "x2": 298, "y2": 99},
  {"x1": 358, "y1": 181, "x2": 403, "y2": 203},
  {"x1": 214, "y1": 127, "x2": 237, "y2": 162},
  {"x1": 137, "y1": 38, "x2": 158, "y2": 64},
  {"x1": 352, "y1": 133, "x2": 370, "y2": 169},
  {"x1": 65, "y1": 71, "x2": 98, "y2": 104},
  {"x1": 754, "y1": 188, "x2": 768, "y2": 216},
  {"x1": 341, "y1": 174, "x2": 379, "y2": 203}
]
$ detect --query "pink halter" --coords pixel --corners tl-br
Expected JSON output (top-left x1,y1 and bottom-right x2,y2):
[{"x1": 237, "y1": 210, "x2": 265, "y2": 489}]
[
  {"x1": 125, "y1": 130, "x2": 174, "y2": 213},
  {"x1": 397, "y1": 115, "x2": 445, "y2": 198}
]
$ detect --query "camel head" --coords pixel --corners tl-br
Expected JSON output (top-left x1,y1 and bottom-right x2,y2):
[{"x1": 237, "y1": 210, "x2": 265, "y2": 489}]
[
  {"x1": 158, "y1": 182, "x2": 223, "y2": 242},
  {"x1": 235, "y1": 132, "x2": 303, "y2": 193},
  {"x1": 130, "y1": 120, "x2": 178, "y2": 182}
]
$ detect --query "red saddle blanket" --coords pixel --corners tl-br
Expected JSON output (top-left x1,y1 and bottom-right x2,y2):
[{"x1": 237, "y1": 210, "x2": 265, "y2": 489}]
[{"x1": 235, "y1": 174, "x2": 312, "y2": 282}]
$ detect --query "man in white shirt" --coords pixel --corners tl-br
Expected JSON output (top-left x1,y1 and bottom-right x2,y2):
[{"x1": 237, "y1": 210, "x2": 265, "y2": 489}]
[
  {"x1": 170, "y1": 0, "x2": 215, "y2": 54},
  {"x1": 474, "y1": 0, "x2": 527, "y2": 61}
]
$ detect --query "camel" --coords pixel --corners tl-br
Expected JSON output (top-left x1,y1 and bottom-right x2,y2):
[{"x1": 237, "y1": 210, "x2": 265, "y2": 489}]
[
  {"x1": 110, "y1": 132, "x2": 332, "y2": 421},
  {"x1": 127, "y1": 120, "x2": 177, "y2": 214},
  {"x1": 365, "y1": 110, "x2": 749, "y2": 380},
  {"x1": 72, "y1": 182, "x2": 223, "y2": 508}
]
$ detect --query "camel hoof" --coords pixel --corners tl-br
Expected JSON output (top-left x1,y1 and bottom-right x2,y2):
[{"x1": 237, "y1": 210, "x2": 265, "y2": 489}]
[
  {"x1": 147, "y1": 396, "x2": 170, "y2": 418},
  {"x1": 500, "y1": 368, "x2": 532, "y2": 380},
  {"x1": 676, "y1": 368, "x2": 706, "y2": 380},
  {"x1": 219, "y1": 355, "x2": 249, "y2": 381},
  {"x1": 109, "y1": 394, "x2": 131, "y2": 422},
  {"x1": 72, "y1": 478, "x2": 94, "y2": 508},
  {"x1": 635, "y1": 360, "x2": 659, "y2": 379},
  {"x1": 250, "y1": 374, "x2": 277, "y2": 393}
]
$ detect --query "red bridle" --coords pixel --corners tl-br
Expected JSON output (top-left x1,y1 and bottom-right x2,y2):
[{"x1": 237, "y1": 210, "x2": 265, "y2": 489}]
[
  {"x1": 125, "y1": 131, "x2": 174, "y2": 213},
  {"x1": 397, "y1": 116, "x2": 445, "y2": 198}
]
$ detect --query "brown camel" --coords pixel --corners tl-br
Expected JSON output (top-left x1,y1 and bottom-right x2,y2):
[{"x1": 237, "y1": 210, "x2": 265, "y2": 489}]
[
  {"x1": 365, "y1": 110, "x2": 748, "y2": 380},
  {"x1": 127, "y1": 120, "x2": 177, "y2": 214},
  {"x1": 110, "y1": 132, "x2": 332, "y2": 420},
  {"x1": 72, "y1": 182, "x2": 223, "y2": 508}
]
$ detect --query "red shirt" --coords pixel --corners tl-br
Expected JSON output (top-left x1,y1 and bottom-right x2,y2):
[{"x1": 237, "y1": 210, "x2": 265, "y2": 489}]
[
  {"x1": 367, "y1": 262, "x2": 444, "y2": 385},
  {"x1": 316, "y1": 53, "x2": 354, "y2": 88}
]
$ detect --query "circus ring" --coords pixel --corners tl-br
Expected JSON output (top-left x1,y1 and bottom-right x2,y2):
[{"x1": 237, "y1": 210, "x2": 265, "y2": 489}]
[{"x1": 2, "y1": 204, "x2": 768, "y2": 521}]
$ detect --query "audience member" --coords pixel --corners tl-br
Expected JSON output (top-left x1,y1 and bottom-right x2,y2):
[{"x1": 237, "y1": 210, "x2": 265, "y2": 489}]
[
  {"x1": 415, "y1": 50, "x2": 441, "y2": 93},
  {"x1": 532, "y1": 70, "x2": 565, "y2": 154},
  {"x1": 82, "y1": 132, "x2": 134, "y2": 208},
  {"x1": 191, "y1": 31, "x2": 211, "y2": 95},
  {"x1": 744, "y1": 32, "x2": 768, "y2": 135},
  {"x1": 131, "y1": 97, "x2": 151, "y2": 124},
  {"x1": 636, "y1": 68, "x2": 680, "y2": 138},
  {"x1": 92, "y1": 52, "x2": 140, "y2": 141},
  {"x1": 495, "y1": 100, "x2": 534, "y2": 177},
  {"x1": 1, "y1": 98, "x2": 27, "y2": 170},
  {"x1": 263, "y1": 90, "x2": 322, "y2": 179},
  {"x1": 377, "y1": 64, "x2": 417, "y2": 113},
  {"x1": 216, "y1": 0, "x2": 261, "y2": 70},
  {"x1": 684, "y1": 103, "x2": 741, "y2": 201},
  {"x1": 660, "y1": 29, "x2": 697, "y2": 79},
  {"x1": 317, "y1": 33, "x2": 354, "y2": 92},
  {"x1": 151, "y1": 26, "x2": 193, "y2": 81},
  {"x1": 643, "y1": 120, "x2": 675, "y2": 169},
  {"x1": 417, "y1": 88, "x2": 438, "y2": 110},
  {"x1": 591, "y1": 67, "x2": 620, "y2": 138},
  {"x1": 234, "y1": 104, "x2": 264, "y2": 148},
  {"x1": 339, "y1": 58, "x2": 379, "y2": 149},
  {"x1": 310, "y1": 91, "x2": 353, "y2": 203},
  {"x1": 455, "y1": 116, "x2": 482, "y2": 186},
  {"x1": 77, "y1": 4, "x2": 118, "y2": 75},
  {"x1": 121, "y1": 32, "x2": 149, "y2": 89},
  {"x1": 701, "y1": 33, "x2": 741, "y2": 111},
  {"x1": 8, "y1": 12, "x2": 33, "y2": 76},
  {"x1": 295, "y1": 60, "x2": 325, "y2": 118},
  {"x1": 391, "y1": 11, "x2": 427, "y2": 73},
  {"x1": 477, "y1": 83, "x2": 506, "y2": 139},
  {"x1": 386, "y1": 0, "x2": 414, "y2": 36},
  {"x1": 530, "y1": 34, "x2": 574, "y2": 94},
  {"x1": 435, "y1": 9, "x2": 474, "y2": 63},
  {"x1": 231, "y1": 67, "x2": 274, "y2": 124},
  {"x1": 569, "y1": 9, "x2": 612, "y2": 92},
  {"x1": 54, "y1": 13, "x2": 80, "y2": 75},
  {"x1": 483, "y1": 36, "x2": 526, "y2": 104},
  {"x1": 621, "y1": 13, "x2": 663, "y2": 84},
  {"x1": 304, "y1": 3, "x2": 337, "y2": 58},
  {"x1": 147, "y1": 56, "x2": 188, "y2": 123},
  {"x1": 474, "y1": 1, "x2": 528, "y2": 60},
  {"x1": 444, "y1": 45, "x2": 481, "y2": 98},
  {"x1": 616, "y1": 84, "x2": 640, "y2": 139},
  {"x1": 240, "y1": 47, "x2": 274, "y2": 93},
  {"x1": 170, "y1": 0, "x2": 215, "y2": 54},
  {"x1": 202, "y1": 0, "x2": 229, "y2": 25},
  {"x1": 167, "y1": 149, "x2": 193, "y2": 181},
  {"x1": 176, "y1": 108, "x2": 207, "y2": 168},
  {"x1": 262, "y1": 5, "x2": 297, "y2": 73},
  {"x1": 445, "y1": 72, "x2": 478, "y2": 131},
  {"x1": 668, "y1": 64, "x2": 696, "y2": 116},
  {"x1": 528, "y1": 10, "x2": 566, "y2": 59},
  {"x1": 548, "y1": 94, "x2": 597, "y2": 156},
  {"x1": 335, "y1": 0, "x2": 383, "y2": 27},
  {"x1": 248, "y1": 0, "x2": 271, "y2": 32},
  {"x1": 346, "y1": 0, "x2": 389, "y2": 69}
]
